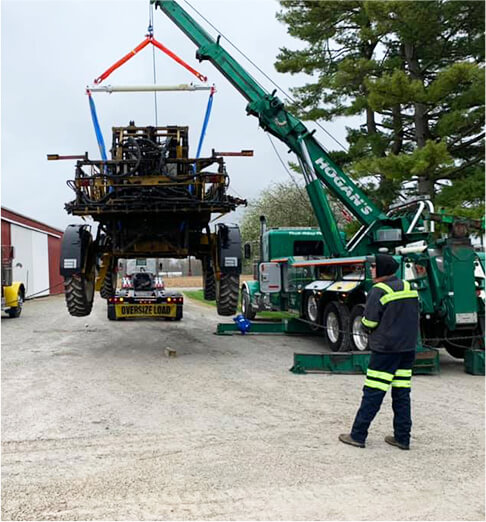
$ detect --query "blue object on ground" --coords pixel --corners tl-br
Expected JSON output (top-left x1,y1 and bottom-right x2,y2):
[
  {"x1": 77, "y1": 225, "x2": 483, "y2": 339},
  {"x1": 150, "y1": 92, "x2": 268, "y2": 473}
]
[{"x1": 233, "y1": 314, "x2": 252, "y2": 334}]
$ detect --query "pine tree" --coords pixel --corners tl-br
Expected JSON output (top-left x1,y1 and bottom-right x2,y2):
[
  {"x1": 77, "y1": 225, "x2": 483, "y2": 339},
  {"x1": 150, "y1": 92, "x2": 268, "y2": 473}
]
[{"x1": 275, "y1": 0, "x2": 485, "y2": 218}]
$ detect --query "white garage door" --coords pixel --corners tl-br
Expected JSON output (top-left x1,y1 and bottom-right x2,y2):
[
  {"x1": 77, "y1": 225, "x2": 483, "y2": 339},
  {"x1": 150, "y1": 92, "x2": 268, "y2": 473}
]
[{"x1": 11, "y1": 224, "x2": 50, "y2": 298}]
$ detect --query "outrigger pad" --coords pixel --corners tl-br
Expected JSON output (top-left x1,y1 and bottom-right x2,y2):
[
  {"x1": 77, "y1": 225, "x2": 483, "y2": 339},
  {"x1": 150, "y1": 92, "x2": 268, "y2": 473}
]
[{"x1": 290, "y1": 348, "x2": 440, "y2": 375}]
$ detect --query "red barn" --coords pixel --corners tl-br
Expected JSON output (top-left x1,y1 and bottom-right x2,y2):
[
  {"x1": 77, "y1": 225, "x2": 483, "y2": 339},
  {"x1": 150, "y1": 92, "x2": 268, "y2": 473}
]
[{"x1": 1, "y1": 207, "x2": 64, "y2": 298}]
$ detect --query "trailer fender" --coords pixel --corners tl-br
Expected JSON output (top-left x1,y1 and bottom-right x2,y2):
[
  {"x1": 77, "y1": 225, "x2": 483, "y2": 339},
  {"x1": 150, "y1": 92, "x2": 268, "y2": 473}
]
[
  {"x1": 242, "y1": 280, "x2": 260, "y2": 305},
  {"x1": 305, "y1": 280, "x2": 361, "y2": 293},
  {"x1": 3, "y1": 282, "x2": 25, "y2": 309},
  {"x1": 304, "y1": 280, "x2": 334, "y2": 291},
  {"x1": 60, "y1": 224, "x2": 93, "y2": 277}
]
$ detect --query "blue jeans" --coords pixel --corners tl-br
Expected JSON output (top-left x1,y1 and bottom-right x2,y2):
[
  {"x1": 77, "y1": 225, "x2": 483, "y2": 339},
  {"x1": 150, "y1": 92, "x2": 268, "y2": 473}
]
[{"x1": 351, "y1": 350, "x2": 415, "y2": 445}]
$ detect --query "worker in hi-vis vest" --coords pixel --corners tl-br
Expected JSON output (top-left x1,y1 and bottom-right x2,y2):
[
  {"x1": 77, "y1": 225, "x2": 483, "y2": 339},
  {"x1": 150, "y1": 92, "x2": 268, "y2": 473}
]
[{"x1": 339, "y1": 253, "x2": 419, "y2": 450}]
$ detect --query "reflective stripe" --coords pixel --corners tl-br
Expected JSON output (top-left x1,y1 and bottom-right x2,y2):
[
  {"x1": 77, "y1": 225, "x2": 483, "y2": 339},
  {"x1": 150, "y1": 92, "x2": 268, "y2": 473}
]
[
  {"x1": 374, "y1": 282, "x2": 393, "y2": 294},
  {"x1": 364, "y1": 378, "x2": 390, "y2": 392},
  {"x1": 367, "y1": 369, "x2": 394, "y2": 382},
  {"x1": 392, "y1": 380, "x2": 411, "y2": 388},
  {"x1": 375, "y1": 280, "x2": 418, "y2": 305},
  {"x1": 380, "y1": 290, "x2": 418, "y2": 305},
  {"x1": 362, "y1": 317, "x2": 378, "y2": 328},
  {"x1": 395, "y1": 369, "x2": 412, "y2": 377}
]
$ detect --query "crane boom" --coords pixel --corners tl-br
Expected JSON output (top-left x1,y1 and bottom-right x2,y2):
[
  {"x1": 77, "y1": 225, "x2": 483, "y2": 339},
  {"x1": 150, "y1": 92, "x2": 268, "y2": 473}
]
[{"x1": 153, "y1": 0, "x2": 386, "y2": 257}]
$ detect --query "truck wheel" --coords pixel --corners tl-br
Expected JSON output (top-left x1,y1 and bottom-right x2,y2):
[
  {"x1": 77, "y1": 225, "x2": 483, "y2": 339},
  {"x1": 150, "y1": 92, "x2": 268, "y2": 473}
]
[
  {"x1": 443, "y1": 337, "x2": 466, "y2": 359},
  {"x1": 203, "y1": 265, "x2": 216, "y2": 301},
  {"x1": 241, "y1": 288, "x2": 256, "y2": 319},
  {"x1": 64, "y1": 265, "x2": 95, "y2": 317},
  {"x1": 216, "y1": 273, "x2": 239, "y2": 316},
  {"x1": 443, "y1": 329, "x2": 477, "y2": 359},
  {"x1": 322, "y1": 301, "x2": 350, "y2": 352},
  {"x1": 107, "y1": 304, "x2": 116, "y2": 321},
  {"x1": 349, "y1": 304, "x2": 369, "y2": 351},
  {"x1": 444, "y1": 344, "x2": 466, "y2": 359},
  {"x1": 8, "y1": 291, "x2": 24, "y2": 318},
  {"x1": 305, "y1": 293, "x2": 319, "y2": 324}
]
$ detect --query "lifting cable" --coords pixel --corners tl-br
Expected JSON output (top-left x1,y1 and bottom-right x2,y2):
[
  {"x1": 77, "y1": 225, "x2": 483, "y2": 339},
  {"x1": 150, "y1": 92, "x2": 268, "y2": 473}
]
[{"x1": 148, "y1": 2, "x2": 158, "y2": 126}]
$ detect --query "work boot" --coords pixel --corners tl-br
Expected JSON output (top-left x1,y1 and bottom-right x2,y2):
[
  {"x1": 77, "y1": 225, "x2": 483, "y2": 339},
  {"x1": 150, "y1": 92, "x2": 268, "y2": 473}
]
[
  {"x1": 384, "y1": 435, "x2": 410, "y2": 450},
  {"x1": 338, "y1": 433, "x2": 365, "y2": 448}
]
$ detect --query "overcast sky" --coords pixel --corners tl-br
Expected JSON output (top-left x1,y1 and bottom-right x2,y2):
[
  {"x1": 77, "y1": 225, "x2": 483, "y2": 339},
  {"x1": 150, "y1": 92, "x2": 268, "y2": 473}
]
[{"x1": 1, "y1": 0, "x2": 351, "y2": 232}]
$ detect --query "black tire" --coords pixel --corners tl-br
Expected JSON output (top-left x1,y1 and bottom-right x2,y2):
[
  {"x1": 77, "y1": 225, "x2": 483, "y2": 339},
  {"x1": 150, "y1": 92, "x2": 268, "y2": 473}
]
[
  {"x1": 322, "y1": 301, "x2": 351, "y2": 352},
  {"x1": 216, "y1": 273, "x2": 239, "y2": 316},
  {"x1": 241, "y1": 288, "x2": 256, "y2": 320},
  {"x1": 7, "y1": 290, "x2": 24, "y2": 318},
  {"x1": 349, "y1": 304, "x2": 369, "y2": 352},
  {"x1": 64, "y1": 265, "x2": 95, "y2": 317},
  {"x1": 100, "y1": 270, "x2": 116, "y2": 299},
  {"x1": 107, "y1": 304, "x2": 116, "y2": 321},
  {"x1": 173, "y1": 306, "x2": 183, "y2": 321},
  {"x1": 444, "y1": 344, "x2": 466, "y2": 359},
  {"x1": 304, "y1": 292, "x2": 320, "y2": 328},
  {"x1": 443, "y1": 329, "x2": 479, "y2": 359},
  {"x1": 203, "y1": 261, "x2": 216, "y2": 301}
]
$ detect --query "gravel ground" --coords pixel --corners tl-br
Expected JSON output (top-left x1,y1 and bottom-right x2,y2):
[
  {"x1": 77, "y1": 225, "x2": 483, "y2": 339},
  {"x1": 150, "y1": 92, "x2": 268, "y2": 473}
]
[{"x1": 1, "y1": 293, "x2": 484, "y2": 520}]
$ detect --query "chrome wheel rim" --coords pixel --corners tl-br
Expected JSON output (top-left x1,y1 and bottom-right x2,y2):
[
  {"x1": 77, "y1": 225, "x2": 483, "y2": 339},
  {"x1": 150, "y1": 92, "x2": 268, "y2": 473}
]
[
  {"x1": 327, "y1": 312, "x2": 339, "y2": 343},
  {"x1": 307, "y1": 295, "x2": 318, "y2": 323},
  {"x1": 242, "y1": 292, "x2": 248, "y2": 313},
  {"x1": 352, "y1": 316, "x2": 368, "y2": 351}
]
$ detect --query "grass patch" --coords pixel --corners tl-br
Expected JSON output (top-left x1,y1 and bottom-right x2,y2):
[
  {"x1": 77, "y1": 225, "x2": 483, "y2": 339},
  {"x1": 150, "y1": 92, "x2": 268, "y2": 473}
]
[{"x1": 183, "y1": 289, "x2": 297, "y2": 320}]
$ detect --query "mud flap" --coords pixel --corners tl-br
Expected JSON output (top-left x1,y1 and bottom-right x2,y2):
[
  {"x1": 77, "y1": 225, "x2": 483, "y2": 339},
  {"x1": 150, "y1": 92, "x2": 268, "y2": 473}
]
[
  {"x1": 60, "y1": 225, "x2": 93, "y2": 277},
  {"x1": 217, "y1": 224, "x2": 242, "y2": 275}
]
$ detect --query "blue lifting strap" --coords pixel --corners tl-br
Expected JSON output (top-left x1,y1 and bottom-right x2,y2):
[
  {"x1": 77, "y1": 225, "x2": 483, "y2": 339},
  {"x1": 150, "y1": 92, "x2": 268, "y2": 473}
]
[
  {"x1": 87, "y1": 90, "x2": 107, "y2": 161},
  {"x1": 195, "y1": 86, "x2": 216, "y2": 160},
  {"x1": 190, "y1": 86, "x2": 216, "y2": 194}
]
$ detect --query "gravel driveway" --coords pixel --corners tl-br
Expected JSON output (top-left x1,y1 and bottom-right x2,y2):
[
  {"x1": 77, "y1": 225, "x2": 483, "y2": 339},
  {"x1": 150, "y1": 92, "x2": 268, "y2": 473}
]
[{"x1": 1, "y1": 294, "x2": 484, "y2": 520}]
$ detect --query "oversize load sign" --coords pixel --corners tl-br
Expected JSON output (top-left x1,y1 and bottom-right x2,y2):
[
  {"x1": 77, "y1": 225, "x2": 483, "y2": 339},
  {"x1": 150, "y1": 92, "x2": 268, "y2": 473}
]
[{"x1": 115, "y1": 304, "x2": 176, "y2": 317}]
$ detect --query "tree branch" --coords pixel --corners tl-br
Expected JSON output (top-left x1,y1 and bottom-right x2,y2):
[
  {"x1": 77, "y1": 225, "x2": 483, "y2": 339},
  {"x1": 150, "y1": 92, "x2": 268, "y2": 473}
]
[{"x1": 435, "y1": 157, "x2": 483, "y2": 180}]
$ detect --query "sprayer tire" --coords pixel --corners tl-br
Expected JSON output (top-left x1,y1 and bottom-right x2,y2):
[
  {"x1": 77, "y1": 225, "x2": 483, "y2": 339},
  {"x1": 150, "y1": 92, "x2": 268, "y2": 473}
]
[
  {"x1": 217, "y1": 273, "x2": 239, "y2": 316},
  {"x1": 64, "y1": 268, "x2": 95, "y2": 317},
  {"x1": 203, "y1": 266, "x2": 216, "y2": 301}
]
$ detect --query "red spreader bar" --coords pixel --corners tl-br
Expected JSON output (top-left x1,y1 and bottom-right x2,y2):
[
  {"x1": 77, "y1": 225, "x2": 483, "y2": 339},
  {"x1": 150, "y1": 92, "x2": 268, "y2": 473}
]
[{"x1": 94, "y1": 36, "x2": 207, "y2": 85}]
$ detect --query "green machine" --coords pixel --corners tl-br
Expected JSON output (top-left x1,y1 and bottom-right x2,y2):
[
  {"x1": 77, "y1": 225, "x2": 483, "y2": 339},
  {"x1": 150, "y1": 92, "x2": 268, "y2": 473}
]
[{"x1": 153, "y1": 0, "x2": 484, "y2": 371}]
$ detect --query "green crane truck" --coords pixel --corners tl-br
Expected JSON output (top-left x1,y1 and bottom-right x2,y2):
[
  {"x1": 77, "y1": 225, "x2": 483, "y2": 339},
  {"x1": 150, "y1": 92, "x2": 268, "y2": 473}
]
[{"x1": 153, "y1": 0, "x2": 484, "y2": 358}]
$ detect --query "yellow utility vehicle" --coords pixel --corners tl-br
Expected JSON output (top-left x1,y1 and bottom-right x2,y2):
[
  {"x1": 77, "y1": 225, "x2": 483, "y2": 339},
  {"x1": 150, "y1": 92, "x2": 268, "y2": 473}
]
[{"x1": 1, "y1": 246, "x2": 25, "y2": 318}]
